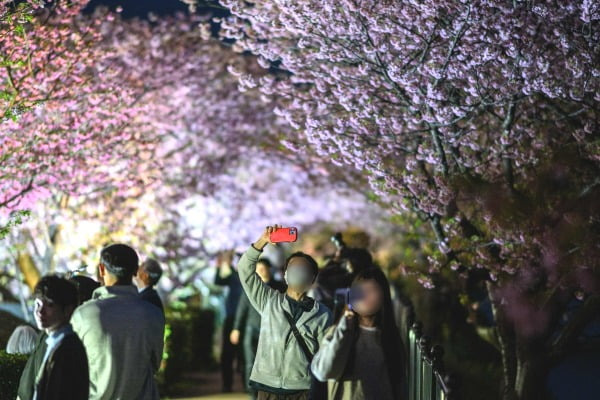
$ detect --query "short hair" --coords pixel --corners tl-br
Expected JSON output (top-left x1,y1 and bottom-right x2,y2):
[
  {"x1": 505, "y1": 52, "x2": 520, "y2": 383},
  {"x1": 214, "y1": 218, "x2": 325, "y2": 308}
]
[
  {"x1": 257, "y1": 258, "x2": 273, "y2": 270},
  {"x1": 69, "y1": 275, "x2": 101, "y2": 304},
  {"x1": 34, "y1": 275, "x2": 79, "y2": 309},
  {"x1": 6, "y1": 325, "x2": 39, "y2": 355},
  {"x1": 100, "y1": 244, "x2": 139, "y2": 279},
  {"x1": 284, "y1": 252, "x2": 319, "y2": 279},
  {"x1": 342, "y1": 247, "x2": 373, "y2": 274},
  {"x1": 141, "y1": 258, "x2": 163, "y2": 286}
]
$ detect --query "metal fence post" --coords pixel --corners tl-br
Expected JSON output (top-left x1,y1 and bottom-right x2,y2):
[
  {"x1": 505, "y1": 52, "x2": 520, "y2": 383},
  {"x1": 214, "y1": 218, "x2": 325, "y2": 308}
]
[
  {"x1": 420, "y1": 336, "x2": 433, "y2": 400},
  {"x1": 409, "y1": 321, "x2": 422, "y2": 400}
]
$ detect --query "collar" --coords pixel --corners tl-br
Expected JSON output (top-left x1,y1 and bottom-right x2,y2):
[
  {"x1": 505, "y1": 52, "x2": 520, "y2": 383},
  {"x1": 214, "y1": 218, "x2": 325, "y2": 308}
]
[
  {"x1": 92, "y1": 285, "x2": 139, "y2": 300},
  {"x1": 138, "y1": 285, "x2": 151, "y2": 294},
  {"x1": 285, "y1": 294, "x2": 315, "y2": 311},
  {"x1": 46, "y1": 324, "x2": 73, "y2": 346}
]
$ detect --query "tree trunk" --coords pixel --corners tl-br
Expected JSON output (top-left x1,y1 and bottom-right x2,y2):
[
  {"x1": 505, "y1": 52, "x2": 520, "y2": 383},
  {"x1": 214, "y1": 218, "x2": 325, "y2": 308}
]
[
  {"x1": 514, "y1": 339, "x2": 548, "y2": 400},
  {"x1": 17, "y1": 251, "x2": 41, "y2": 291},
  {"x1": 487, "y1": 282, "x2": 518, "y2": 400}
]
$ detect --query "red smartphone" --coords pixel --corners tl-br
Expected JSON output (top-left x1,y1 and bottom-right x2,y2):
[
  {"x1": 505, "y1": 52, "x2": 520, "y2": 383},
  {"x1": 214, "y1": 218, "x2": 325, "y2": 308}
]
[{"x1": 270, "y1": 227, "x2": 298, "y2": 243}]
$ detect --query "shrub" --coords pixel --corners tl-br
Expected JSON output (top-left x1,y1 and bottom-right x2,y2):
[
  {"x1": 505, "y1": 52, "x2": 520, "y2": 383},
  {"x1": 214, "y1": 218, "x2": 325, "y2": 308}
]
[
  {"x1": 0, "y1": 350, "x2": 28, "y2": 400},
  {"x1": 158, "y1": 307, "x2": 216, "y2": 393}
]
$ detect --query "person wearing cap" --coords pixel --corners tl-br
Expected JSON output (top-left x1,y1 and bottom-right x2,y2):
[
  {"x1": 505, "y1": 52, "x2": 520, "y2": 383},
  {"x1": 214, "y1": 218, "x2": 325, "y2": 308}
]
[
  {"x1": 71, "y1": 244, "x2": 165, "y2": 400},
  {"x1": 134, "y1": 258, "x2": 164, "y2": 314}
]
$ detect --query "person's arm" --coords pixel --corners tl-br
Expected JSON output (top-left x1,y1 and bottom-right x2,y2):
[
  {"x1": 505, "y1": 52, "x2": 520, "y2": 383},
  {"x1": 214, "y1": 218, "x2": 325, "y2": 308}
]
[
  {"x1": 233, "y1": 292, "x2": 250, "y2": 331},
  {"x1": 316, "y1": 307, "x2": 334, "y2": 345},
  {"x1": 237, "y1": 226, "x2": 281, "y2": 313},
  {"x1": 148, "y1": 310, "x2": 165, "y2": 373},
  {"x1": 237, "y1": 247, "x2": 278, "y2": 313},
  {"x1": 311, "y1": 312, "x2": 355, "y2": 382},
  {"x1": 230, "y1": 293, "x2": 250, "y2": 345}
]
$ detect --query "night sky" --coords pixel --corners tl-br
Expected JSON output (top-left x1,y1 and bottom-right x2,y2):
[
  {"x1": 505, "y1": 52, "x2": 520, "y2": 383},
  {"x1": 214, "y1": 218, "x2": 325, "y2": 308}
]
[{"x1": 84, "y1": 0, "x2": 229, "y2": 18}]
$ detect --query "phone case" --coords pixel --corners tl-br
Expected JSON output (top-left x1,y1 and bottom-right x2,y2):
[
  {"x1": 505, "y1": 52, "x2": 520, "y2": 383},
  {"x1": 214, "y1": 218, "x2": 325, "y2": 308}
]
[{"x1": 270, "y1": 227, "x2": 298, "y2": 243}]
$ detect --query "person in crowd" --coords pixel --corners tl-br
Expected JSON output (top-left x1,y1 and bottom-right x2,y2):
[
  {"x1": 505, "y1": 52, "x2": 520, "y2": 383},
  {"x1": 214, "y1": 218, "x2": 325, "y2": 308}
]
[
  {"x1": 238, "y1": 225, "x2": 332, "y2": 400},
  {"x1": 214, "y1": 249, "x2": 244, "y2": 392},
  {"x1": 69, "y1": 275, "x2": 101, "y2": 305},
  {"x1": 71, "y1": 243, "x2": 165, "y2": 400},
  {"x1": 311, "y1": 267, "x2": 406, "y2": 400},
  {"x1": 134, "y1": 258, "x2": 164, "y2": 313},
  {"x1": 17, "y1": 274, "x2": 98, "y2": 400},
  {"x1": 312, "y1": 234, "x2": 374, "y2": 320},
  {"x1": 230, "y1": 258, "x2": 286, "y2": 399},
  {"x1": 17, "y1": 330, "x2": 47, "y2": 400},
  {"x1": 18, "y1": 275, "x2": 89, "y2": 400},
  {"x1": 6, "y1": 325, "x2": 39, "y2": 355}
]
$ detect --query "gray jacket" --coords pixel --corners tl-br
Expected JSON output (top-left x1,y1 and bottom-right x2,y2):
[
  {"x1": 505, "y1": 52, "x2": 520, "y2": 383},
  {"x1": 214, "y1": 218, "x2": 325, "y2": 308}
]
[
  {"x1": 238, "y1": 246, "x2": 332, "y2": 390},
  {"x1": 71, "y1": 285, "x2": 165, "y2": 400}
]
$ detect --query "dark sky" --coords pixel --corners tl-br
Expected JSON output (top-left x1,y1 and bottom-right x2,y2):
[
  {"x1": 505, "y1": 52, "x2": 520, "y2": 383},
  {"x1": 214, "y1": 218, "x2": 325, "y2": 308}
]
[{"x1": 85, "y1": 0, "x2": 228, "y2": 19}]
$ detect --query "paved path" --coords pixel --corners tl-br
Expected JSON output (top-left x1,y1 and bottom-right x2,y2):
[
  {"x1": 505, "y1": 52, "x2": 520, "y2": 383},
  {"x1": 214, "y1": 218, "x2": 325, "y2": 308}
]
[
  {"x1": 162, "y1": 369, "x2": 248, "y2": 400},
  {"x1": 170, "y1": 394, "x2": 247, "y2": 400}
]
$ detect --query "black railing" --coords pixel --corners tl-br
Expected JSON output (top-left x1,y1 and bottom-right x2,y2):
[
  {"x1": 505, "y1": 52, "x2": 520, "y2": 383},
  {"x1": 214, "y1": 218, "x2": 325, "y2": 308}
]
[{"x1": 397, "y1": 298, "x2": 456, "y2": 400}]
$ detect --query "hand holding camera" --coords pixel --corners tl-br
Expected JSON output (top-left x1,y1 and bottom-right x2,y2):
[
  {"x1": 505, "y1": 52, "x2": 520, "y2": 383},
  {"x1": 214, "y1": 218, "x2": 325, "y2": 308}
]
[{"x1": 254, "y1": 225, "x2": 298, "y2": 251}]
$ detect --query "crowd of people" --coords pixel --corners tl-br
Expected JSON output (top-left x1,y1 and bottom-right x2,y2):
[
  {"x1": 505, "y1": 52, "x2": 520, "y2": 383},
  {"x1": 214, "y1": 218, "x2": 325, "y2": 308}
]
[
  {"x1": 6, "y1": 226, "x2": 407, "y2": 400},
  {"x1": 9, "y1": 244, "x2": 165, "y2": 400},
  {"x1": 212, "y1": 226, "x2": 407, "y2": 400}
]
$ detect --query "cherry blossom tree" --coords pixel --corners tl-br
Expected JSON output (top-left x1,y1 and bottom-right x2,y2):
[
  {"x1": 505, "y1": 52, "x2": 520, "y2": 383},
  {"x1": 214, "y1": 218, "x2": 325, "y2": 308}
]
[
  {"x1": 1, "y1": 7, "x2": 391, "y2": 302},
  {"x1": 0, "y1": 1, "x2": 167, "y2": 213},
  {"x1": 214, "y1": 1, "x2": 600, "y2": 397}
]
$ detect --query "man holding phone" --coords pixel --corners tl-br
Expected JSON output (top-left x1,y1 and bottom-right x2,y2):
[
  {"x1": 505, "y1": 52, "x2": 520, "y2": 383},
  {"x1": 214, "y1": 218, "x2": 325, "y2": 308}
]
[{"x1": 237, "y1": 225, "x2": 332, "y2": 400}]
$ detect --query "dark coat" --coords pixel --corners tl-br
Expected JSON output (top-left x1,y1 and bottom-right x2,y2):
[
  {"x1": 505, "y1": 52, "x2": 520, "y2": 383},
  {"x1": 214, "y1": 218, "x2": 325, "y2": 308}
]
[
  {"x1": 35, "y1": 333, "x2": 89, "y2": 400},
  {"x1": 139, "y1": 286, "x2": 164, "y2": 314}
]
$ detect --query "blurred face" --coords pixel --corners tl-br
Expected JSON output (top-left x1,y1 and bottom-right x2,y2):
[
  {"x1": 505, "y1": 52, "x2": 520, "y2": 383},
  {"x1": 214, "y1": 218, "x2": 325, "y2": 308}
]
[
  {"x1": 34, "y1": 297, "x2": 70, "y2": 332},
  {"x1": 350, "y1": 280, "x2": 383, "y2": 317},
  {"x1": 256, "y1": 261, "x2": 272, "y2": 283},
  {"x1": 218, "y1": 250, "x2": 234, "y2": 267},
  {"x1": 285, "y1": 257, "x2": 314, "y2": 291}
]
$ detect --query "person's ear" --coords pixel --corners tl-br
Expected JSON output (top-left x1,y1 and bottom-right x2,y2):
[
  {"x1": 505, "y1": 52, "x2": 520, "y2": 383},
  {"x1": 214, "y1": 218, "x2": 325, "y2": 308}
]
[{"x1": 98, "y1": 263, "x2": 106, "y2": 278}]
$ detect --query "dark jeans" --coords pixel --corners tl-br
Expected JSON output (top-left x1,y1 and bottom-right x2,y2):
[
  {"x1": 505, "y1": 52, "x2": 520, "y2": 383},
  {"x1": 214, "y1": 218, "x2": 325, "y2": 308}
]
[
  {"x1": 257, "y1": 390, "x2": 310, "y2": 400},
  {"x1": 221, "y1": 316, "x2": 239, "y2": 391},
  {"x1": 243, "y1": 326, "x2": 260, "y2": 399}
]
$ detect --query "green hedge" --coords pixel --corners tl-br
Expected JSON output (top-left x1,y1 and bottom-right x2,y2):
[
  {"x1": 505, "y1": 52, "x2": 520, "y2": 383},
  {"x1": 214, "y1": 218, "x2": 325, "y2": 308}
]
[
  {"x1": 159, "y1": 307, "x2": 216, "y2": 393},
  {"x1": 0, "y1": 350, "x2": 28, "y2": 400}
]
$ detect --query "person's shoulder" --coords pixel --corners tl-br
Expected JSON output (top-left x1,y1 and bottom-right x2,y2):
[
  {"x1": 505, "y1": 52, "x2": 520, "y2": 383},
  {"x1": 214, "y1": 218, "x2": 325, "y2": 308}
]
[
  {"x1": 315, "y1": 300, "x2": 333, "y2": 319},
  {"x1": 57, "y1": 333, "x2": 87, "y2": 360},
  {"x1": 136, "y1": 297, "x2": 165, "y2": 320},
  {"x1": 72, "y1": 298, "x2": 101, "y2": 318},
  {"x1": 140, "y1": 286, "x2": 158, "y2": 298},
  {"x1": 62, "y1": 332, "x2": 85, "y2": 349}
]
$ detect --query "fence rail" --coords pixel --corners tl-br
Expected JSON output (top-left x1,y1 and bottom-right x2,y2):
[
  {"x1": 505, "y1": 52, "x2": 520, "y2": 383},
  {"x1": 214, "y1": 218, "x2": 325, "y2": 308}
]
[{"x1": 398, "y1": 299, "x2": 456, "y2": 400}]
